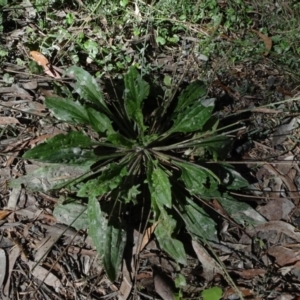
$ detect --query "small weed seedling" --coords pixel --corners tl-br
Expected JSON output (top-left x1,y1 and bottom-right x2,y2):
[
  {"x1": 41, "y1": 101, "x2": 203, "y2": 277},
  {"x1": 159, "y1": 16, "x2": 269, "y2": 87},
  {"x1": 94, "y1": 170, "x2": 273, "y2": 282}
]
[{"x1": 11, "y1": 66, "x2": 261, "y2": 282}]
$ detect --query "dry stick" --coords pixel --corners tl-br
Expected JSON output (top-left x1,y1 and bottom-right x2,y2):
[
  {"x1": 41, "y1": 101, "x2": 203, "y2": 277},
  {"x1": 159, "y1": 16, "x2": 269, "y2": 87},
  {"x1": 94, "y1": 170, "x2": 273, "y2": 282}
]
[
  {"x1": 225, "y1": 95, "x2": 300, "y2": 119},
  {"x1": 229, "y1": 191, "x2": 300, "y2": 200}
]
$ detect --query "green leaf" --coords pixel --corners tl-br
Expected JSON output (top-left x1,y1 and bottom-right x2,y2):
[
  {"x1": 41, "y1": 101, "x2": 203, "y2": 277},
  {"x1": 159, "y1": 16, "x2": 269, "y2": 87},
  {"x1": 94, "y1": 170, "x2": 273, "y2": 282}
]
[
  {"x1": 66, "y1": 66, "x2": 108, "y2": 111},
  {"x1": 219, "y1": 165, "x2": 249, "y2": 190},
  {"x1": 88, "y1": 196, "x2": 126, "y2": 281},
  {"x1": 218, "y1": 194, "x2": 266, "y2": 226},
  {"x1": 201, "y1": 287, "x2": 223, "y2": 300},
  {"x1": 107, "y1": 133, "x2": 135, "y2": 148},
  {"x1": 53, "y1": 201, "x2": 88, "y2": 230},
  {"x1": 174, "y1": 161, "x2": 220, "y2": 198},
  {"x1": 77, "y1": 163, "x2": 128, "y2": 197},
  {"x1": 174, "y1": 274, "x2": 186, "y2": 288},
  {"x1": 45, "y1": 97, "x2": 89, "y2": 125},
  {"x1": 124, "y1": 67, "x2": 149, "y2": 133},
  {"x1": 180, "y1": 198, "x2": 218, "y2": 242},
  {"x1": 23, "y1": 131, "x2": 98, "y2": 164},
  {"x1": 196, "y1": 135, "x2": 232, "y2": 160},
  {"x1": 155, "y1": 217, "x2": 187, "y2": 265},
  {"x1": 121, "y1": 184, "x2": 140, "y2": 204},
  {"x1": 86, "y1": 107, "x2": 115, "y2": 135},
  {"x1": 169, "y1": 99, "x2": 214, "y2": 134},
  {"x1": 175, "y1": 80, "x2": 207, "y2": 113},
  {"x1": 147, "y1": 164, "x2": 172, "y2": 212},
  {"x1": 9, "y1": 164, "x2": 90, "y2": 192}
]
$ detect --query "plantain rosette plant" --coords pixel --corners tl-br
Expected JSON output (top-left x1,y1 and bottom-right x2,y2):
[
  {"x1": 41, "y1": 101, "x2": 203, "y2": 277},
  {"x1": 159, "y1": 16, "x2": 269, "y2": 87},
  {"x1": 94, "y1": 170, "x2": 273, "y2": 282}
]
[{"x1": 11, "y1": 66, "x2": 262, "y2": 281}]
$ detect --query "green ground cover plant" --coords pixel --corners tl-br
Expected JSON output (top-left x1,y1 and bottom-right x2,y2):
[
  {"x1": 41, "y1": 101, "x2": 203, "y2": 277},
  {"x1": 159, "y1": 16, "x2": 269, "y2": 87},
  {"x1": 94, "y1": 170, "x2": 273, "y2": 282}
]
[{"x1": 10, "y1": 66, "x2": 265, "y2": 281}]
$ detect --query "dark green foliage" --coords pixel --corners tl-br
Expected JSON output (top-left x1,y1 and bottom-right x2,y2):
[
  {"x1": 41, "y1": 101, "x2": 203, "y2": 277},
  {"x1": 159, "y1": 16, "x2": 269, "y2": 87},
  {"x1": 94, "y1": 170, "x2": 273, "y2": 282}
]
[{"x1": 11, "y1": 66, "x2": 255, "y2": 281}]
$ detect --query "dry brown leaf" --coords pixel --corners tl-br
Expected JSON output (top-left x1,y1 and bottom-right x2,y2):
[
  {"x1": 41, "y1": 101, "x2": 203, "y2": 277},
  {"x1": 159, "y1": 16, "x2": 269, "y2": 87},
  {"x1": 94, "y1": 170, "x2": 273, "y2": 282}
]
[
  {"x1": 241, "y1": 221, "x2": 300, "y2": 244},
  {"x1": 27, "y1": 261, "x2": 63, "y2": 290},
  {"x1": 264, "y1": 163, "x2": 299, "y2": 205},
  {"x1": 153, "y1": 266, "x2": 176, "y2": 300},
  {"x1": 0, "y1": 210, "x2": 12, "y2": 220},
  {"x1": 30, "y1": 51, "x2": 61, "y2": 78},
  {"x1": 0, "y1": 249, "x2": 7, "y2": 288},
  {"x1": 232, "y1": 268, "x2": 266, "y2": 279},
  {"x1": 268, "y1": 245, "x2": 300, "y2": 266},
  {"x1": 3, "y1": 247, "x2": 20, "y2": 298},
  {"x1": 0, "y1": 117, "x2": 19, "y2": 125},
  {"x1": 192, "y1": 240, "x2": 223, "y2": 281},
  {"x1": 6, "y1": 187, "x2": 21, "y2": 210},
  {"x1": 258, "y1": 198, "x2": 294, "y2": 221},
  {"x1": 34, "y1": 233, "x2": 60, "y2": 263},
  {"x1": 251, "y1": 29, "x2": 272, "y2": 56},
  {"x1": 137, "y1": 222, "x2": 158, "y2": 253},
  {"x1": 118, "y1": 260, "x2": 132, "y2": 300},
  {"x1": 44, "y1": 65, "x2": 61, "y2": 79},
  {"x1": 30, "y1": 51, "x2": 49, "y2": 67},
  {"x1": 224, "y1": 286, "x2": 256, "y2": 299}
]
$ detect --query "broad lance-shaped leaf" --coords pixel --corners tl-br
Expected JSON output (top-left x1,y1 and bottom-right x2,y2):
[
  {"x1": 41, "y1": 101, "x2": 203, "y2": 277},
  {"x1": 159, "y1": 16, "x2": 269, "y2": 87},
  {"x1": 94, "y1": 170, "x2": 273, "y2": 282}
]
[
  {"x1": 88, "y1": 196, "x2": 126, "y2": 281},
  {"x1": 23, "y1": 131, "x2": 98, "y2": 164},
  {"x1": 180, "y1": 198, "x2": 218, "y2": 242},
  {"x1": 46, "y1": 97, "x2": 89, "y2": 125},
  {"x1": 9, "y1": 164, "x2": 90, "y2": 192},
  {"x1": 46, "y1": 98, "x2": 114, "y2": 135},
  {"x1": 124, "y1": 67, "x2": 149, "y2": 133},
  {"x1": 77, "y1": 163, "x2": 128, "y2": 198},
  {"x1": 155, "y1": 216, "x2": 187, "y2": 265},
  {"x1": 174, "y1": 161, "x2": 220, "y2": 198},
  {"x1": 86, "y1": 107, "x2": 115, "y2": 135},
  {"x1": 175, "y1": 80, "x2": 207, "y2": 113},
  {"x1": 168, "y1": 98, "x2": 215, "y2": 134},
  {"x1": 66, "y1": 66, "x2": 108, "y2": 113},
  {"x1": 147, "y1": 162, "x2": 172, "y2": 215},
  {"x1": 218, "y1": 194, "x2": 266, "y2": 226}
]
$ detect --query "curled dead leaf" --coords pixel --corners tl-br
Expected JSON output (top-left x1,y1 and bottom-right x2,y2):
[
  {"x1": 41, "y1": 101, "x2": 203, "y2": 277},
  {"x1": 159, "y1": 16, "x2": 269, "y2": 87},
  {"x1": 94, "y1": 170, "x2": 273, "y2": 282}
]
[
  {"x1": 29, "y1": 51, "x2": 61, "y2": 78},
  {"x1": 251, "y1": 29, "x2": 272, "y2": 56},
  {"x1": 137, "y1": 222, "x2": 159, "y2": 253},
  {"x1": 0, "y1": 210, "x2": 12, "y2": 220},
  {"x1": 30, "y1": 51, "x2": 49, "y2": 67}
]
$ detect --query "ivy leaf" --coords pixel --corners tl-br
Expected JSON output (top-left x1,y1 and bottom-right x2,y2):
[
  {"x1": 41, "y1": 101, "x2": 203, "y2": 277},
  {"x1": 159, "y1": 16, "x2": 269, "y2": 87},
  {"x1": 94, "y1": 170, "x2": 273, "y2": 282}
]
[
  {"x1": 180, "y1": 198, "x2": 218, "y2": 242},
  {"x1": 23, "y1": 131, "x2": 98, "y2": 164},
  {"x1": 155, "y1": 217, "x2": 187, "y2": 265},
  {"x1": 66, "y1": 66, "x2": 108, "y2": 112},
  {"x1": 45, "y1": 97, "x2": 89, "y2": 125},
  {"x1": 169, "y1": 99, "x2": 215, "y2": 134},
  {"x1": 124, "y1": 67, "x2": 149, "y2": 133},
  {"x1": 174, "y1": 161, "x2": 220, "y2": 198},
  {"x1": 88, "y1": 196, "x2": 126, "y2": 281},
  {"x1": 175, "y1": 80, "x2": 207, "y2": 113},
  {"x1": 77, "y1": 163, "x2": 128, "y2": 198}
]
